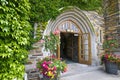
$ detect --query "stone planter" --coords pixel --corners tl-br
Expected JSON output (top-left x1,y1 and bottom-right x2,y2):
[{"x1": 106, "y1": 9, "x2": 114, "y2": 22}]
[
  {"x1": 42, "y1": 75, "x2": 60, "y2": 80},
  {"x1": 105, "y1": 61, "x2": 118, "y2": 75}
]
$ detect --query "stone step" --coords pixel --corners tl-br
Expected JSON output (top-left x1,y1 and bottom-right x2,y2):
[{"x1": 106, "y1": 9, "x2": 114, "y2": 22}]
[{"x1": 27, "y1": 70, "x2": 40, "y2": 80}]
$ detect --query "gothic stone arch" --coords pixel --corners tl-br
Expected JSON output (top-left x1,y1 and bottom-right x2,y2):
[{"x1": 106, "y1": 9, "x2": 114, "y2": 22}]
[{"x1": 43, "y1": 7, "x2": 103, "y2": 65}]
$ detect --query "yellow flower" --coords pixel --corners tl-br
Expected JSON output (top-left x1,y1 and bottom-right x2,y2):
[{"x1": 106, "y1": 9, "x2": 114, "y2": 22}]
[
  {"x1": 51, "y1": 75, "x2": 54, "y2": 79},
  {"x1": 47, "y1": 71, "x2": 53, "y2": 76}
]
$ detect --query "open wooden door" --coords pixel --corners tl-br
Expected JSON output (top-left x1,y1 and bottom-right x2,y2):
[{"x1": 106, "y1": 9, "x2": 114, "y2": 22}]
[
  {"x1": 78, "y1": 33, "x2": 91, "y2": 65},
  {"x1": 59, "y1": 33, "x2": 79, "y2": 62}
]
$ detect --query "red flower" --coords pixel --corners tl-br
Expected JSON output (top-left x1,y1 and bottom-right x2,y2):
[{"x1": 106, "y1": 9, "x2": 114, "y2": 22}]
[{"x1": 105, "y1": 54, "x2": 108, "y2": 59}]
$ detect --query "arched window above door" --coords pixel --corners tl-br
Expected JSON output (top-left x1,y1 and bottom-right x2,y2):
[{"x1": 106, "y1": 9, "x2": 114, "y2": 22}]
[{"x1": 58, "y1": 21, "x2": 80, "y2": 33}]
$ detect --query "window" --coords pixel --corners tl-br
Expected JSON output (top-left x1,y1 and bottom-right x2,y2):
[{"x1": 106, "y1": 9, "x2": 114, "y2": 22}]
[{"x1": 58, "y1": 21, "x2": 79, "y2": 33}]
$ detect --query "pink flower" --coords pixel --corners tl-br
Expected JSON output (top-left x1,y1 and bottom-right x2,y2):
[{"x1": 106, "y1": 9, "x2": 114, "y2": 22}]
[
  {"x1": 42, "y1": 63, "x2": 48, "y2": 70},
  {"x1": 43, "y1": 61, "x2": 47, "y2": 64},
  {"x1": 40, "y1": 39, "x2": 45, "y2": 43},
  {"x1": 47, "y1": 61, "x2": 52, "y2": 64},
  {"x1": 53, "y1": 66, "x2": 57, "y2": 70},
  {"x1": 53, "y1": 29, "x2": 60, "y2": 35},
  {"x1": 42, "y1": 63, "x2": 46, "y2": 67}
]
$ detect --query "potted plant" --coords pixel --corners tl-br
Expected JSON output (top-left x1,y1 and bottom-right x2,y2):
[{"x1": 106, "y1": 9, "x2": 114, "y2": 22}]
[
  {"x1": 38, "y1": 30, "x2": 67, "y2": 80},
  {"x1": 37, "y1": 56, "x2": 67, "y2": 80},
  {"x1": 101, "y1": 37, "x2": 119, "y2": 74},
  {"x1": 101, "y1": 53, "x2": 120, "y2": 74}
]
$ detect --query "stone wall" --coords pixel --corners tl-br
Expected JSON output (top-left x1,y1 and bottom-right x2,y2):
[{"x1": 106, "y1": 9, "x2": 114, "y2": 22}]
[
  {"x1": 103, "y1": 0, "x2": 120, "y2": 48},
  {"x1": 25, "y1": 41, "x2": 43, "y2": 72}
]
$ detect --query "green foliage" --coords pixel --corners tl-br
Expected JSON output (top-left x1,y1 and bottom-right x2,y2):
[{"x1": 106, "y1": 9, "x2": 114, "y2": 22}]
[
  {"x1": 103, "y1": 38, "x2": 119, "y2": 52},
  {"x1": 29, "y1": 0, "x2": 61, "y2": 22},
  {"x1": 43, "y1": 31, "x2": 60, "y2": 54},
  {"x1": 29, "y1": 0, "x2": 102, "y2": 23},
  {"x1": 34, "y1": 22, "x2": 47, "y2": 42},
  {"x1": 62, "y1": 0, "x2": 102, "y2": 11},
  {"x1": 29, "y1": 0, "x2": 102, "y2": 43},
  {"x1": 0, "y1": 0, "x2": 31, "y2": 79}
]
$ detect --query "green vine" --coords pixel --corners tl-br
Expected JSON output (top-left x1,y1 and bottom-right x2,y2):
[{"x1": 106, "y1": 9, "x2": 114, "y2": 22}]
[
  {"x1": 29, "y1": 0, "x2": 102, "y2": 44},
  {"x1": 103, "y1": 37, "x2": 119, "y2": 52},
  {"x1": 0, "y1": 0, "x2": 31, "y2": 79},
  {"x1": 30, "y1": 0, "x2": 102, "y2": 23}
]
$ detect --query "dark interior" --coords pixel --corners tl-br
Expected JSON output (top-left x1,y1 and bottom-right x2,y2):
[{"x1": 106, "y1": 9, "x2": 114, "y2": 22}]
[{"x1": 60, "y1": 32, "x2": 79, "y2": 62}]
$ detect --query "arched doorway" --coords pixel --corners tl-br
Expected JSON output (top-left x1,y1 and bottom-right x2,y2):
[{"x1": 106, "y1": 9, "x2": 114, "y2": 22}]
[
  {"x1": 57, "y1": 20, "x2": 91, "y2": 65},
  {"x1": 43, "y1": 7, "x2": 103, "y2": 65}
]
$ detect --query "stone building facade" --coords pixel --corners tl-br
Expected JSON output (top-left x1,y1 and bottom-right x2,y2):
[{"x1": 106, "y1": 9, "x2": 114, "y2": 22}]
[
  {"x1": 103, "y1": 0, "x2": 120, "y2": 50},
  {"x1": 103, "y1": 0, "x2": 120, "y2": 38},
  {"x1": 43, "y1": 7, "x2": 104, "y2": 66}
]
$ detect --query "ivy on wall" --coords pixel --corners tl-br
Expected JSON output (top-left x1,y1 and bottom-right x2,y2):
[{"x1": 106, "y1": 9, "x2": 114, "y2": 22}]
[
  {"x1": 0, "y1": 0, "x2": 31, "y2": 79},
  {"x1": 29, "y1": 0, "x2": 102, "y2": 41},
  {"x1": 30, "y1": 0, "x2": 102, "y2": 23}
]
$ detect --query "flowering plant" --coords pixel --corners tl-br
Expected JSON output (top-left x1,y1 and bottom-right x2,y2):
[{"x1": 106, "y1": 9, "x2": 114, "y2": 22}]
[
  {"x1": 37, "y1": 56, "x2": 67, "y2": 79},
  {"x1": 38, "y1": 30, "x2": 67, "y2": 79},
  {"x1": 40, "y1": 30, "x2": 60, "y2": 55},
  {"x1": 101, "y1": 36, "x2": 120, "y2": 64},
  {"x1": 101, "y1": 53, "x2": 120, "y2": 64}
]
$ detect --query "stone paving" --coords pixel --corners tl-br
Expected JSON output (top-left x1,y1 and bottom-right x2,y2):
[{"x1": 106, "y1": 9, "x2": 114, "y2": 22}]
[
  {"x1": 61, "y1": 60, "x2": 101, "y2": 78},
  {"x1": 60, "y1": 61, "x2": 120, "y2": 80},
  {"x1": 60, "y1": 68, "x2": 120, "y2": 80},
  {"x1": 25, "y1": 59, "x2": 120, "y2": 80}
]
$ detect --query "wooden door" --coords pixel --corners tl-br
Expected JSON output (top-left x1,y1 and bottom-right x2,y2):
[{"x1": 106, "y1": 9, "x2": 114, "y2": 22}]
[
  {"x1": 66, "y1": 33, "x2": 73, "y2": 59},
  {"x1": 72, "y1": 34, "x2": 79, "y2": 62},
  {"x1": 65, "y1": 33, "x2": 79, "y2": 62},
  {"x1": 78, "y1": 33, "x2": 91, "y2": 65}
]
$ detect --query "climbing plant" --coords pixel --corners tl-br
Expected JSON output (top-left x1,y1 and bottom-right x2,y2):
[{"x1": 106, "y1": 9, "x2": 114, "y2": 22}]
[
  {"x1": 30, "y1": 0, "x2": 102, "y2": 23},
  {"x1": 0, "y1": 0, "x2": 31, "y2": 80},
  {"x1": 29, "y1": 0, "x2": 102, "y2": 42}
]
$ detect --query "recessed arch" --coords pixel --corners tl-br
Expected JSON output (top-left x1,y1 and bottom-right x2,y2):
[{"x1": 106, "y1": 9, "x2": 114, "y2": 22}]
[{"x1": 43, "y1": 7, "x2": 102, "y2": 65}]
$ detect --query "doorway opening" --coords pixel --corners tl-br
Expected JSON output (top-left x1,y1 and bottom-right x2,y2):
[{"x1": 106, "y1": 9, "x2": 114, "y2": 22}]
[{"x1": 60, "y1": 32, "x2": 79, "y2": 62}]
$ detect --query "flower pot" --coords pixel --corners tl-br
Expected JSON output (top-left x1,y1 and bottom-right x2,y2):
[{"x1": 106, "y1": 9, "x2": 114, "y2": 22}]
[
  {"x1": 118, "y1": 64, "x2": 120, "y2": 70},
  {"x1": 105, "y1": 61, "x2": 118, "y2": 75},
  {"x1": 42, "y1": 75, "x2": 60, "y2": 80}
]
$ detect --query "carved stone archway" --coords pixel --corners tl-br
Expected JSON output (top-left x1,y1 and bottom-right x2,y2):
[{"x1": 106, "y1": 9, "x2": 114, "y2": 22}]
[{"x1": 43, "y1": 7, "x2": 103, "y2": 65}]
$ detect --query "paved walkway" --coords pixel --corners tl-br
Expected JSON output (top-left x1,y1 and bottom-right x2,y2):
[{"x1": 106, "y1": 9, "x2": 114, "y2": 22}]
[
  {"x1": 61, "y1": 68, "x2": 120, "y2": 80},
  {"x1": 60, "y1": 61, "x2": 120, "y2": 80}
]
